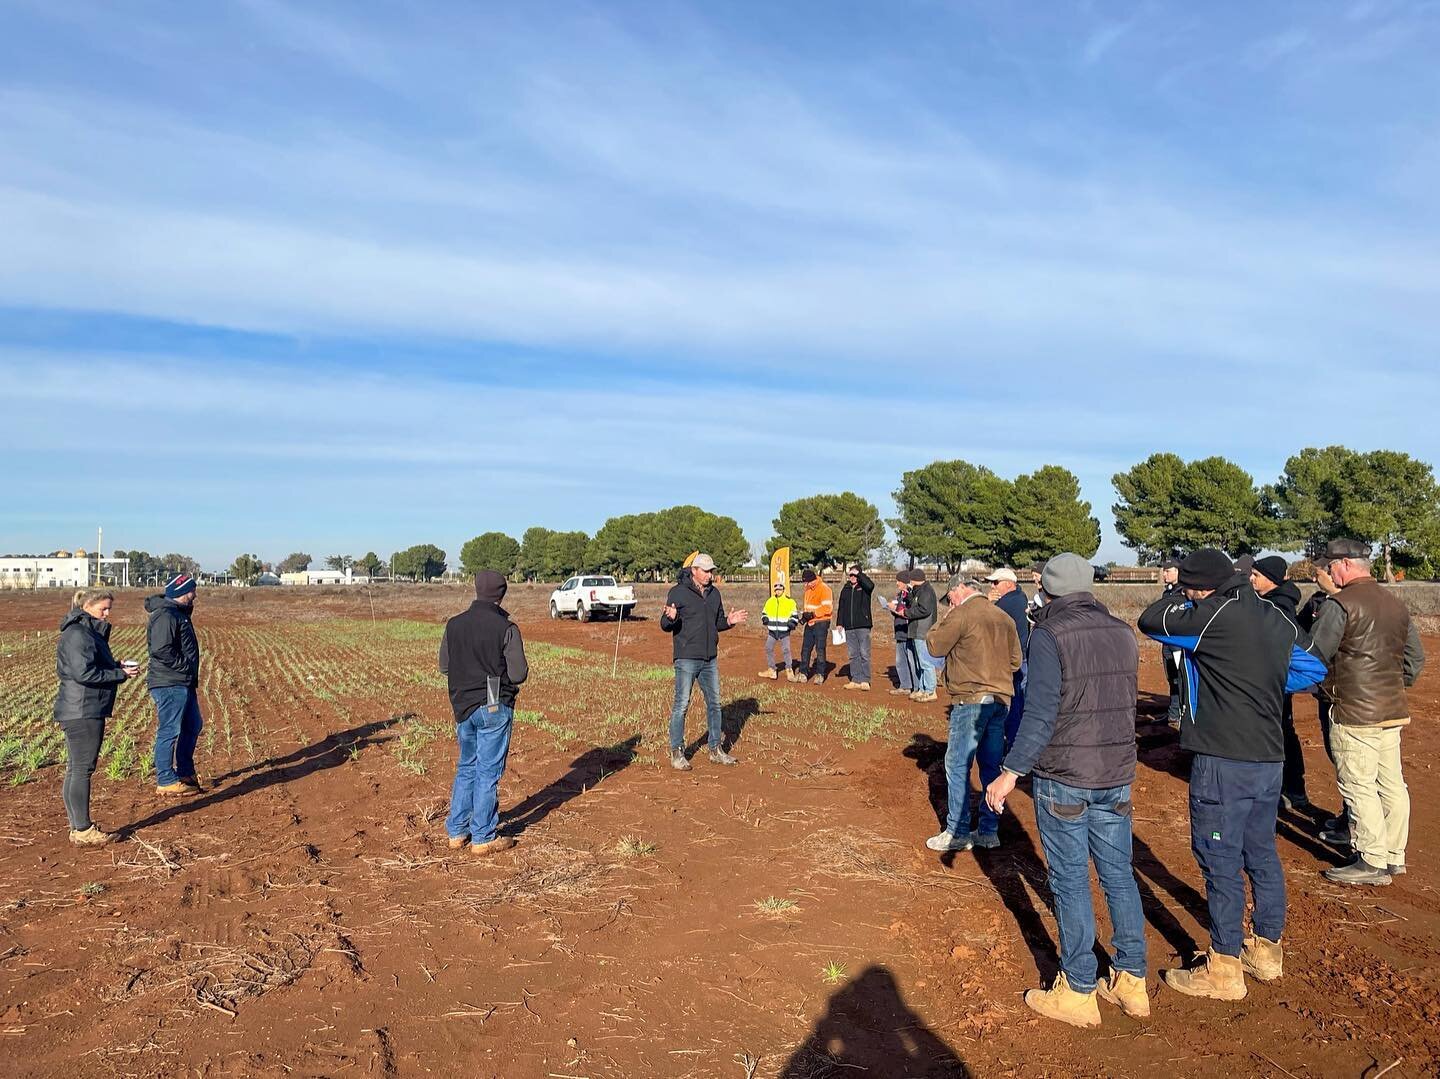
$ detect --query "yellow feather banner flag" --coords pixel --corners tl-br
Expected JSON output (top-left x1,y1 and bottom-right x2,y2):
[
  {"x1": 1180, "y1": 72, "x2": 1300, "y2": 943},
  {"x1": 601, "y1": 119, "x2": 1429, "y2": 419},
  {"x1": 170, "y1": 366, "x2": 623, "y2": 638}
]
[
  {"x1": 770, "y1": 547, "x2": 791, "y2": 597},
  {"x1": 683, "y1": 551, "x2": 699, "y2": 569}
]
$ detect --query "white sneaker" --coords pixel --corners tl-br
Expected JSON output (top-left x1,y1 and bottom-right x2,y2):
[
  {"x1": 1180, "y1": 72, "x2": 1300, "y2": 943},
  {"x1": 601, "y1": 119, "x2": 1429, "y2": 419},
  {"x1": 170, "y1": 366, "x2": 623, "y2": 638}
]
[{"x1": 926, "y1": 830, "x2": 973, "y2": 852}]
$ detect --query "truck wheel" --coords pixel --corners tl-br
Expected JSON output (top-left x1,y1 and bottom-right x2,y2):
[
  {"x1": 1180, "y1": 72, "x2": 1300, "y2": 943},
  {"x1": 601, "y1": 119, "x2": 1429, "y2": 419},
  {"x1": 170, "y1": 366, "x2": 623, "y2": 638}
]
[
  {"x1": 577, "y1": 603, "x2": 590, "y2": 623},
  {"x1": 550, "y1": 601, "x2": 559, "y2": 620}
]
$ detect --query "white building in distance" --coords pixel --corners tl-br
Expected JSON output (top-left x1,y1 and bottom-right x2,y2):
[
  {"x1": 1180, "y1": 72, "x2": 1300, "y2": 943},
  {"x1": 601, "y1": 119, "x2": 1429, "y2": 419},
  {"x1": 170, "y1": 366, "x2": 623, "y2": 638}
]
[
  {"x1": 280, "y1": 568, "x2": 371, "y2": 586},
  {"x1": 0, "y1": 556, "x2": 92, "y2": 589}
]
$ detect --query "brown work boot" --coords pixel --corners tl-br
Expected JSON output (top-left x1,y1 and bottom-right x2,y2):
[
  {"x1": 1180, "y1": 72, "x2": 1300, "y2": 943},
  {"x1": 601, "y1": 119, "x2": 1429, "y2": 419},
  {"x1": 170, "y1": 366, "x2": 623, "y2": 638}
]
[
  {"x1": 155, "y1": 782, "x2": 195, "y2": 796},
  {"x1": 470, "y1": 836, "x2": 518, "y2": 857},
  {"x1": 1023, "y1": 972, "x2": 1101, "y2": 1028},
  {"x1": 1241, "y1": 935, "x2": 1283, "y2": 981},
  {"x1": 447, "y1": 834, "x2": 469, "y2": 850},
  {"x1": 1163, "y1": 949, "x2": 1246, "y2": 1000},
  {"x1": 1097, "y1": 970, "x2": 1150, "y2": 1018},
  {"x1": 68, "y1": 825, "x2": 117, "y2": 847},
  {"x1": 757, "y1": 667, "x2": 777, "y2": 680},
  {"x1": 178, "y1": 774, "x2": 204, "y2": 791}
]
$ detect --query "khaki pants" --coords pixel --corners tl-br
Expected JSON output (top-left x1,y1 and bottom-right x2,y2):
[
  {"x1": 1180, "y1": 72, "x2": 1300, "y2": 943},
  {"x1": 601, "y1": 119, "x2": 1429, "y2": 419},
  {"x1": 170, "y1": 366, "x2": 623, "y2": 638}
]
[{"x1": 1331, "y1": 724, "x2": 1409, "y2": 868}]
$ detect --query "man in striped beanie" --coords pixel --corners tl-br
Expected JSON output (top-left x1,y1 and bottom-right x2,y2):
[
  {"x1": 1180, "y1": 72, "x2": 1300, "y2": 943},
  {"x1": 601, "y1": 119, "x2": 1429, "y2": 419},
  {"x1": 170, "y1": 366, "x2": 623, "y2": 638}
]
[{"x1": 145, "y1": 574, "x2": 204, "y2": 795}]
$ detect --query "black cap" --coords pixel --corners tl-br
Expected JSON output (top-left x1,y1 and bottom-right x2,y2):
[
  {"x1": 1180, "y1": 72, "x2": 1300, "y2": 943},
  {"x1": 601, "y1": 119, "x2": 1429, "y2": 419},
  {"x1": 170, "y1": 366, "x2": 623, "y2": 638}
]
[
  {"x1": 474, "y1": 570, "x2": 508, "y2": 604},
  {"x1": 1233, "y1": 554, "x2": 1255, "y2": 575},
  {"x1": 1314, "y1": 538, "x2": 1371, "y2": 567},
  {"x1": 1178, "y1": 548, "x2": 1233, "y2": 591},
  {"x1": 1159, "y1": 559, "x2": 1179, "y2": 570},
  {"x1": 801, "y1": 569, "x2": 816, "y2": 582}
]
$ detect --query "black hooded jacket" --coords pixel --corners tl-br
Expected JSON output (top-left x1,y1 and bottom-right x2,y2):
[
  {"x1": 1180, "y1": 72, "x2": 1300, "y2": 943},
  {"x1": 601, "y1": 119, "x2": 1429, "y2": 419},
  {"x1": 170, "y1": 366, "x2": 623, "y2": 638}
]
[
  {"x1": 54, "y1": 608, "x2": 129, "y2": 722},
  {"x1": 145, "y1": 595, "x2": 200, "y2": 689}
]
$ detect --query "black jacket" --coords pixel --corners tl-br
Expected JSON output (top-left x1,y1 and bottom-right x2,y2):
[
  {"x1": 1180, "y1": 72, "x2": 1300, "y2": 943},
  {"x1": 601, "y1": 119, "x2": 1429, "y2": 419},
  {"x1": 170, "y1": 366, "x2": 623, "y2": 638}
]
[
  {"x1": 1140, "y1": 575, "x2": 1326, "y2": 762},
  {"x1": 54, "y1": 608, "x2": 129, "y2": 723},
  {"x1": 1258, "y1": 579, "x2": 1302, "y2": 620},
  {"x1": 836, "y1": 572, "x2": 875, "y2": 631},
  {"x1": 438, "y1": 600, "x2": 528, "y2": 719},
  {"x1": 660, "y1": 578, "x2": 732, "y2": 661},
  {"x1": 145, "y1": 595, "x2": 200, "y2": 689},
  {"x1": 901, "y1": 581, "x2": 938, "y2": 640},
  {"x1": 1004, "y1": 593, "x2": 1137, "y2": 788}
]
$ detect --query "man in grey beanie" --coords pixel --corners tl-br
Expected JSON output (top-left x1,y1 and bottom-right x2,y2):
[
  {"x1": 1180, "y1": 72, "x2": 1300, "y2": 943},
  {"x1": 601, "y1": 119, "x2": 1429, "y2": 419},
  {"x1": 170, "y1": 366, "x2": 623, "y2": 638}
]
[{"x1": 986, "y1": 553, "x2": 1147, "y2": 1026}]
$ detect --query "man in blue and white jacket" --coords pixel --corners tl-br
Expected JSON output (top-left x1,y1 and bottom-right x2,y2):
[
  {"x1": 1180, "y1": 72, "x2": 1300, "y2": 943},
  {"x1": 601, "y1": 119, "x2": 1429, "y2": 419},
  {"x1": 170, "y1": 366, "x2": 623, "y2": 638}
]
[{"x1": 1139, "y1": 549, "x2": 1326, "y2": 1003}]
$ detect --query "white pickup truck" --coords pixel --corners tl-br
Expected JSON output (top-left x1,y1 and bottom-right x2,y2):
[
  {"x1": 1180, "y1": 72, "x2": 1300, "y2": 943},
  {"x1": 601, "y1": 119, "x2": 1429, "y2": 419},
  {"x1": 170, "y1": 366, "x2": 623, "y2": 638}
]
[{"x1": 549, "y1": 575, "x2": 637, "y2": 622}]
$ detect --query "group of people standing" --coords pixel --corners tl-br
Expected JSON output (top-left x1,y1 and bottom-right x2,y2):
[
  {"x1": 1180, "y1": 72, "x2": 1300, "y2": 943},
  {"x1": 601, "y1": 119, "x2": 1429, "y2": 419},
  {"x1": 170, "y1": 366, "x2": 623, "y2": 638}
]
[
  {"x1": 50, "y1": 545, "x2": 1428, "y2": 1033},
  {"x1": 649, "y1": 541, "x2": 1425, "y2": 1029},
  {"x1": 52, "y1": 574, "x2": 207, "y2": 846}
]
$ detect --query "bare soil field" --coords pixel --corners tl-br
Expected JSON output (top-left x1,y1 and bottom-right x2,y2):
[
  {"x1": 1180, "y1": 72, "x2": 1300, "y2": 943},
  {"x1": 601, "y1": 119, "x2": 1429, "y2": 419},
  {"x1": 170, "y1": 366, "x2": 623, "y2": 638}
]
[{"x1": 1, "y1": 584, "x2": 1437, "y2": 1078}]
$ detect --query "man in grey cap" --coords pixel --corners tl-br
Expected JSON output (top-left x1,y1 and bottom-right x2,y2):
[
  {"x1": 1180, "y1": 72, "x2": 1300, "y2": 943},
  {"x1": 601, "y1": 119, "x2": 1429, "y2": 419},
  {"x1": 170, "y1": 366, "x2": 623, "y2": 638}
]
[
  {"x1": 660, "y1": 554, "x2": 749, "y2": 770},
  {"x1": 986, "y1": 552, "x2": 1146, "y2": 1026},
  {"x1": 1308, "y1": 539, "x2": 1425, "y2": 885}
]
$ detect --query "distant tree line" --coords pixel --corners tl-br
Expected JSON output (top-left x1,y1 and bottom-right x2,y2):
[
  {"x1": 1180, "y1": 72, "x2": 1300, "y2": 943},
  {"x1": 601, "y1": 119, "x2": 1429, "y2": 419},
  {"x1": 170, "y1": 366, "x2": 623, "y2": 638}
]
[
  {"x1": 1113, "y1": 446, "x2": 1440, "y2": 580},
  {"x1": 115, "y1": 445, "x2": 1440, "y2": 587}
]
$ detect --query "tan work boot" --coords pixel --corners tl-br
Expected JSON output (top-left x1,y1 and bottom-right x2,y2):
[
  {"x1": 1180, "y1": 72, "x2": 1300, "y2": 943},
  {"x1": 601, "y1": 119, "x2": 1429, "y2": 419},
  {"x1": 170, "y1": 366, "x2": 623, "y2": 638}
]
[
  {"x1": 1023, "y1": 972, "x2": 1101, "y2": 1028},
  {"x1": 757, "y1": 667, "x2": 777, "y2": 679},
  {"x1": 1163, "y1": 949, "x2": 1246, "y2": 1000},
  {"x1": 470, "y1": 836, "x2": 518, "y2": 857},
  {"x1": 856, "y1": 682, "x2": 870, "y2": 691},
  {"x1": 785, "y1": 668, "x2": 799, "y2": 682},
  {"x1": 155, "y1": 782, "x2": 195, "y2": 796},
  {"x1": 1241, "y1": 935, "x2": 1283, "y2": 981},
  {"x1": 1097, "y1": 970, "x2": 1150, "y2": 1018},
  {"x1": 447, "y1": 834, "x2": 469, "y2": 850},
  {"x1": 843, "y1": 681, "x2": 859, "y2": 691},
  {"x1": 68, "y1": 826, "x2": 117, "y2": 847}
]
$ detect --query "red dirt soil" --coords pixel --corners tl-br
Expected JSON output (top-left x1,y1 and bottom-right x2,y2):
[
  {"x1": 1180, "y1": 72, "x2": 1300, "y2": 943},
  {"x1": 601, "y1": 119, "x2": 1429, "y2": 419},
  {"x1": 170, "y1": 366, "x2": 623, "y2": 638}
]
[{"x1": 0, "y1": 585, "x2": 1437, "y2": 1078}]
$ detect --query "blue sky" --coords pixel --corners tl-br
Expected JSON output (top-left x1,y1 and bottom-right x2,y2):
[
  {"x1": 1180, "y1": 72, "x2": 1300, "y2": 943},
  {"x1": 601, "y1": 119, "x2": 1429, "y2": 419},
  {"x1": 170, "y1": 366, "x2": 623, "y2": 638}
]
[{"x1": 3, "y1": 1, "x2": 1438, "y2": 569}]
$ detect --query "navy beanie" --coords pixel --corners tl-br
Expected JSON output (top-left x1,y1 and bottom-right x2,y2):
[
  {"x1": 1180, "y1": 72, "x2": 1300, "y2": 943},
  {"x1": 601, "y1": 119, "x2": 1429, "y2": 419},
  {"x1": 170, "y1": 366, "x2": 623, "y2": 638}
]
[{"x1": 164, "y1": 574, "x2": 197, "y2": 600}]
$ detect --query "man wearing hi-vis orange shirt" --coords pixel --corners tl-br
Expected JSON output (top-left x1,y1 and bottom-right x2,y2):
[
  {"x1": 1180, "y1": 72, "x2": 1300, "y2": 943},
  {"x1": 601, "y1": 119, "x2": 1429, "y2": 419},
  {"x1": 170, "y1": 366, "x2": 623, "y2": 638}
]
[{"x1": 799, "y1": 569, "x2": 834, "y2": 685}]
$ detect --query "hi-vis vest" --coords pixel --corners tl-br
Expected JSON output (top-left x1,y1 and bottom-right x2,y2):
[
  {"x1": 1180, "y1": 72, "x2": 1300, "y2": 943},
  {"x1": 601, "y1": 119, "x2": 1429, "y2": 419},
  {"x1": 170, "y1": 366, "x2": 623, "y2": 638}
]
[{"x1": 762, "y1": 595, "x2": 799, "y2": 635}]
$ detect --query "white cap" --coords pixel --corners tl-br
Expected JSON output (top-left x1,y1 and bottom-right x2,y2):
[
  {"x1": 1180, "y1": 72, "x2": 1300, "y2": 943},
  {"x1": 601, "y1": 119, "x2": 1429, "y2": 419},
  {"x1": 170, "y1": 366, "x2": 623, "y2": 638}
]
[
  {"x1": 691, "y1": 553, "x2": 716, "y2": 571},
  {"x1": 984, "y1": 567, "x2": 1018, "y2": 583}
]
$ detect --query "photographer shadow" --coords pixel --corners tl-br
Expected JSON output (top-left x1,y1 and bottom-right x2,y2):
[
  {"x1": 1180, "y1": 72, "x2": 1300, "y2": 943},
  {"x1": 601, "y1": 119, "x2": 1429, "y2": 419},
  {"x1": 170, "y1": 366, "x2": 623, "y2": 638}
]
[{"x1": 780, "y1": 965, "x2": 969, "y2": 1078}]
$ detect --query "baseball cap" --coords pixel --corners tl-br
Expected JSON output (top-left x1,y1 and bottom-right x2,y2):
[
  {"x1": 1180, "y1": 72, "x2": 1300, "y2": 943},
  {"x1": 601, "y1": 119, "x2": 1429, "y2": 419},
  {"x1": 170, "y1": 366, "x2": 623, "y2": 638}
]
[
  {"x1": 1313, "y1": 538, "x2": 1371, "y2": 567},
  {"x1": 691, "y1": 553, "x2": 716, "y2": 571},
  {"x1": 984, "y1": 567, "x2": 1018, "y2": 583}
]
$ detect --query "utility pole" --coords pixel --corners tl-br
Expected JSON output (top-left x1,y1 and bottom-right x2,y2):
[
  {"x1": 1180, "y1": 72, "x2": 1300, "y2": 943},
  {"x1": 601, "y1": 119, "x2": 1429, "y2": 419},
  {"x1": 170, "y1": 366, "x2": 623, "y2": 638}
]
[{"x1": 97, "y1": 525, "x2": 103, "y2": 586}]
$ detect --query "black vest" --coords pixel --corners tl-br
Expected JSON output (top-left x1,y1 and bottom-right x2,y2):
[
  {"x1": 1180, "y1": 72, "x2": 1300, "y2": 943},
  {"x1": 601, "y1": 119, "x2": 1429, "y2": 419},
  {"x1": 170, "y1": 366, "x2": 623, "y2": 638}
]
[
  {"x1": 1033, "y1": 593, "x2": 1138, "y2": 789},
  {"x1": 444, "y1": 601, "x2": 518, "y2": 721}
]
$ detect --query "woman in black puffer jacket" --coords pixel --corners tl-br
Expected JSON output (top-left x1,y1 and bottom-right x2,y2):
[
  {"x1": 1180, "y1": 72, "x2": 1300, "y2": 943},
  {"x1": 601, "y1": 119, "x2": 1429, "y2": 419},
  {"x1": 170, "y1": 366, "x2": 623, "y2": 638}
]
[{"x1": 55, "y1": 589, "x2": 136, "y2": 846}]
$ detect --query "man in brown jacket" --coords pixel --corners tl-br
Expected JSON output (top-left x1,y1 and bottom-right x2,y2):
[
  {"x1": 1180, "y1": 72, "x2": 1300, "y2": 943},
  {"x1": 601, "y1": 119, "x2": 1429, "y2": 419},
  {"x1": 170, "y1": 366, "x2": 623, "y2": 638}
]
[
  {"x1": 1310, "y1": 539, "x2": 1425, "y2": 885},
  {"x1": 923, "y1": 572, "x2": 1023, "y2": 851}
]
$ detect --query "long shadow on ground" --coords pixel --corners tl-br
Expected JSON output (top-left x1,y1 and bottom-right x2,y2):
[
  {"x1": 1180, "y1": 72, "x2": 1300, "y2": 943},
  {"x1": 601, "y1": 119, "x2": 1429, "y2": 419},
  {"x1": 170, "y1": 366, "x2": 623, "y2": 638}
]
[
  {"x1": 122, "y1": 717, "x2": 400, "y2": 835},
  {"x1": 780, "y1": 965, "x2": 970, "y2": 1078},
  {"x1": 904, "y1": 733, "x2": 1062, "y2": 981},
  {"x1": 501, "y1": 734, "x2": 641, "y2": 837},
  {"x1": 681, "y1": 696, "x2": 762, "y2": 758}
]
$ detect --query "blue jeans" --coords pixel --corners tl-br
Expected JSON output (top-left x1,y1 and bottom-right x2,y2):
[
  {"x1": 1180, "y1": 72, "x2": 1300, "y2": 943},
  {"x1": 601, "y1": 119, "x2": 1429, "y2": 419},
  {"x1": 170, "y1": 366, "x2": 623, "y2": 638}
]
[
  {"x1": 1033, "y1": 777, "x2": 1148, "y2": 993},
  {"x1": 894, "y1": 640, "x2": 916, "y2": 691},
  {"x1": 908, "y1": 640, "x2": 937, "y2": 693},
  {"x1": 945, "y1": 700, "x2": 1008, "y2": 837},
  {"x1": 447, "y1": 703, "x2": 514, "y2": 844},
  {"x1": 670, "y1": 658, "x2": 722, "y2": 751},
  {"x1": 1189, "y1": 753, "x2": 1285, "y2": 955},
  {"x1": 151, "y1": 686, "x2": 203, "y2": 786}
]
